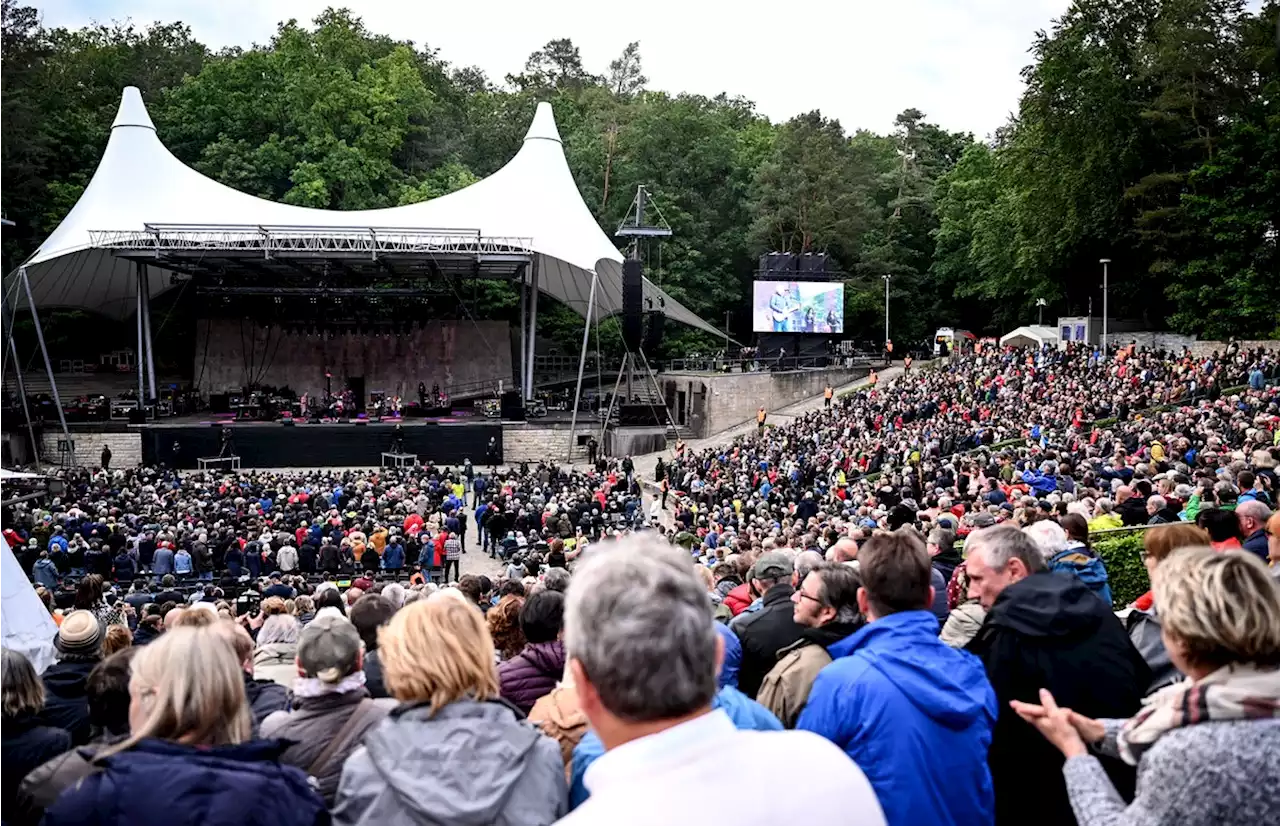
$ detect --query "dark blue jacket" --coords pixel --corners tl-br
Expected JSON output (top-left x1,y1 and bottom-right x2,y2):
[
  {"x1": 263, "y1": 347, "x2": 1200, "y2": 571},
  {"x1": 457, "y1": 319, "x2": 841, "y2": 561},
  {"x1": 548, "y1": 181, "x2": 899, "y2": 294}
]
[
  {"x1": 1049, "y1": 546, "x2": 1114, "y2": 607},
  {"x1": 40, "y1": 659, "x2": 98, "y2": 746},
  {"x1": 798, "y1": 610, "x2": 996, "y2": 826},
  {"x1": 382, "y1": 541, "x2": 405, "y2": 570},
  {"x1": 1242, "y1": 530, "x2": 1269, "y2": 564},
  {"x1": 112, "y1": 552, "x2": 136, "y2": 581},
  {"x1": 2, "y1": 713, "x2": 71, "y2": 814},
  {"x1": 151, "y1": 547, "x2": 174, "y2": 575},
  {"x1": 224, "y1": 547, "x2": 244, "y2": 577},
  {"x1": 42, "y1": 738, "x2": 327, "y2": 826}
]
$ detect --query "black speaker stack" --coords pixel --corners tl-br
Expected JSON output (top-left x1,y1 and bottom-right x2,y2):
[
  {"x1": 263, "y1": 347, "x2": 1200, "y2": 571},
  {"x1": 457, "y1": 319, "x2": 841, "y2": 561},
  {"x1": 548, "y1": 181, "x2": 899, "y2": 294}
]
[
  {"x1": 758, "y1": 251, "x2": 829, "y2": 278},
  {"x1": 622, "y1": 259, "x2": 644, "y2": 352},
  {"x1": 499, "y1": 390, "x2": 525, "y2": 421},
  {"x1": 643, "y1": 311, "x2": 666, "y2": 353}
]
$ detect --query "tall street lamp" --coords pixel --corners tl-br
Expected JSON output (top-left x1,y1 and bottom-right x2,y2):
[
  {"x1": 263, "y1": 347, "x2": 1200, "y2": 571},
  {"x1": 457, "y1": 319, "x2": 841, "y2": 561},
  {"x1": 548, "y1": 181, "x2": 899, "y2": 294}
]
[
  {"x1": 1099, "y1": 259, "x2": 1111, "y2": 352},
  {"x1": 1035, "y1": 297, "x2": 1047, "y2": 326}
]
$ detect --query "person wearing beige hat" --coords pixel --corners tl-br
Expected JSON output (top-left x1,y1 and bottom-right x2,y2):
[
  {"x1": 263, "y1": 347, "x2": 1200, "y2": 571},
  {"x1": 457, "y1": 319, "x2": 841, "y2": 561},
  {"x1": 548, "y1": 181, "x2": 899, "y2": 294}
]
[
  {"x1": 38, "y1": 610, "x2": 103, "y2": 745},
  {"x1": 261, "y1": 614, "x2": 393, "y2": 807}
]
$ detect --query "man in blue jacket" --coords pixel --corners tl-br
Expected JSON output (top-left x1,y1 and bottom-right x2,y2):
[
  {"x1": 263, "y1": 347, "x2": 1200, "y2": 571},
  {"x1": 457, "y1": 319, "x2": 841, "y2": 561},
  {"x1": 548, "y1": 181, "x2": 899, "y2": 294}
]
[{"x1": 798, "y1": 531, "x2": 996, "y2": 826}]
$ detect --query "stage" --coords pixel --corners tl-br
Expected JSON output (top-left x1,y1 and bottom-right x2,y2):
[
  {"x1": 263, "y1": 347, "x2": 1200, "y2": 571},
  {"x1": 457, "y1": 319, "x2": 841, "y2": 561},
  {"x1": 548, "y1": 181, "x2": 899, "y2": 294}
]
[{"x1": 43, "y1": 407, "x2": 609, "y2": 469}]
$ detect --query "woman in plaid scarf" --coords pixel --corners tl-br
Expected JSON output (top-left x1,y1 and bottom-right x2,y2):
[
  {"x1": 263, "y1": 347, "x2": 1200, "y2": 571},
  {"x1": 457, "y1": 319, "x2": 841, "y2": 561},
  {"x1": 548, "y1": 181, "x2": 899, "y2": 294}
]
[{"x1": 1010, "y1": 547, "x2": 1280, "y2": 826}]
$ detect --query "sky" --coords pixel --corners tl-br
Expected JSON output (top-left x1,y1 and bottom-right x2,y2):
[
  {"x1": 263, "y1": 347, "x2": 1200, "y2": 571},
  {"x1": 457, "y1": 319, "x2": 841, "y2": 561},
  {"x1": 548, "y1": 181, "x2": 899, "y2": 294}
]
[{"x1": 35, "y1": 0, "x2": 1073, "y2": 139}]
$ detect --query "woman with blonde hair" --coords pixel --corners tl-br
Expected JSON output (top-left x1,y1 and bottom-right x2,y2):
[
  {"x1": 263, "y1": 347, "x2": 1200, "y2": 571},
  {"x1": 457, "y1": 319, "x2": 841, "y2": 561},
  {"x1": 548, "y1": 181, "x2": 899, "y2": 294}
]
[
  {"x1": 333, "y1": 597, "x2": 566, "y2": 825},
  {"x1": 292, "y1": 594, "x2": 316, "y2": 626},
  {"x1": 39, "y1": 625, "x2": 325, "y2": 826},
  {"x1": 253, "y1": 612, "x2": 301, "y2": 688},
  {"x1": 1013, "y1": 548, "x2": 1280, "y2": 826},
  {"x1": 1126, "y1": 522, "x2": 1212, "y2": 692}
]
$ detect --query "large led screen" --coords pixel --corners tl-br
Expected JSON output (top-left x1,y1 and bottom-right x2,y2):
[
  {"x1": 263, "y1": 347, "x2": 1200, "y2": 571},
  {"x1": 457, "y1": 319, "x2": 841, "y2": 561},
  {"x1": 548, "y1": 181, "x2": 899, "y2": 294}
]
[{"x1": 752, "y1": 281, "x2": 844, "y2": 333}]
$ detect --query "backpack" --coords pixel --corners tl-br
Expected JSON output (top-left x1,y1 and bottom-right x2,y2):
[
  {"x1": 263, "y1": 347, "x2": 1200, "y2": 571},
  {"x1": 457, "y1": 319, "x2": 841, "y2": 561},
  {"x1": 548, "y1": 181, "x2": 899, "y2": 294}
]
[
  {"x1": 528, "y1": 687, "x2": 588, "y2": 781},
  {"x1": 1049, "y1": 548, "x2": 1114, "y2": 608}
]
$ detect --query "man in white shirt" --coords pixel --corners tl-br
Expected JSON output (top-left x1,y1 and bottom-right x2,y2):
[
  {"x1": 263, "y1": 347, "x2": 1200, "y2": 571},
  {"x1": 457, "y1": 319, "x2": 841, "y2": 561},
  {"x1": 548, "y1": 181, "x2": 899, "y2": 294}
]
[{"x1": 558, "y1": 535, "x2": 885, "y2": 826}]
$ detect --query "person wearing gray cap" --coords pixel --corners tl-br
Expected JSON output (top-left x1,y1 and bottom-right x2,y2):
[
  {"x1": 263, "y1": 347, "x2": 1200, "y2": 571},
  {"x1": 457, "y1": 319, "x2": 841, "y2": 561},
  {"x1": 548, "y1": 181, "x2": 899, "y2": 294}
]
[
  {"x1": 39, "y1": 610, "x2": 104, "y2": 745},
  {"x1": 731, "y1": 551, "x2": 807, "y2": 699},
  {"x1": 261, "y1": 614, "x2": 394, "y2": 807}
]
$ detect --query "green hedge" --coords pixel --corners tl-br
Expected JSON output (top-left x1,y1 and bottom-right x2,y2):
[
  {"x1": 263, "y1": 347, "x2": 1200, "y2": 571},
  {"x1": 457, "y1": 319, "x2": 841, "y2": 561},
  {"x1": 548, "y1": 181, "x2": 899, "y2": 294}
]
[{"x1": 1091, "y1": 526, "x2": 1150, "y2": 607}]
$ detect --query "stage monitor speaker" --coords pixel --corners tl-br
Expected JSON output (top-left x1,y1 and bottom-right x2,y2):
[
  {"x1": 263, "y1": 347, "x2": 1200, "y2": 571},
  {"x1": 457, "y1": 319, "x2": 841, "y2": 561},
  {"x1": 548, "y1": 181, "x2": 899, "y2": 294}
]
[
  {"x1": 127, "y1": 409, "x2": 146, "y2": 425},
  {"x1": 643, "y1": 311, "x2": 666, "y2": 354},
  {"x1": 281, "y1": 419, "x2": 294, "y2": 427},
  {"x1": 622, "y1": 258, "x2": 644, "y2": 351},
  {"x1": 500, "y1": 390, "x2": 525, "y2": 421},
  {"x1": 208, "y1": 393, "x2": 231, "y2": 414}
]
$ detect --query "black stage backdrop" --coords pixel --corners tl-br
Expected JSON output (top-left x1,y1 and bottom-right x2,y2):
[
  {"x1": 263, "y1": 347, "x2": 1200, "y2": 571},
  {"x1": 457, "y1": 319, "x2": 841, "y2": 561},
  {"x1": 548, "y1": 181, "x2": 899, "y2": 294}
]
[{"x1": 141, "y1": 423, "x2": 502, "y2": 468}]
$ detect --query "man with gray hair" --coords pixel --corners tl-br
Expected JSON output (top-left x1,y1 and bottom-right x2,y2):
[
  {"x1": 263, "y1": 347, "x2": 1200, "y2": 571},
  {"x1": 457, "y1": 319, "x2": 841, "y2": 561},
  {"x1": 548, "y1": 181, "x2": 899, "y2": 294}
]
[
  {"x1": 560, "y1": 535, "x2": 885, "y2": 826},
  {"x1": 1237, "y1": 499, "x2": 1272, "y2": 563},
  {"x1": 963, "y1": 525, "x2": 1149, "y2": 826},
  {"x1": 1145, "y1": 494, "x2": 1180, "y2": 524},
  {"x1": 757, "y1": 562, "x2": 865, "y2": 728}
]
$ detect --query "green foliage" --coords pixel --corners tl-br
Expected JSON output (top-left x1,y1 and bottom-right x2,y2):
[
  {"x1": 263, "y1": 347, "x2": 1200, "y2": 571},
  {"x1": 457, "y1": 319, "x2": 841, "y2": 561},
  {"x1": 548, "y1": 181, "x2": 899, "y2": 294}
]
[
  {"x1": 3, "y1": 0, "x2": 1277, "y2": 345},
  {"x1": 1091, "y1": 527, "x2": 1151, "y2": 607}
]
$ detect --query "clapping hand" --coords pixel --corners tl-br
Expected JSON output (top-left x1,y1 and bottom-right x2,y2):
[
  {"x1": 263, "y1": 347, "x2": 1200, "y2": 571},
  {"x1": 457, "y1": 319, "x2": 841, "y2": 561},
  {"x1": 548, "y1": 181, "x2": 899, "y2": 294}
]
[{"x1": 1010, "y1": 689, "x2": 1104, "y2": 759}]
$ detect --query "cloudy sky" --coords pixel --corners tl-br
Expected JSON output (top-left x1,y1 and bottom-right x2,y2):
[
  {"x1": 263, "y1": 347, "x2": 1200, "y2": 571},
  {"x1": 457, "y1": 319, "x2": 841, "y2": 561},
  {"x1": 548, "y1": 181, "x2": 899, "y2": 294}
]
[{"x1": 35, "y1": 0, "x2": 1072, "y2": 138}]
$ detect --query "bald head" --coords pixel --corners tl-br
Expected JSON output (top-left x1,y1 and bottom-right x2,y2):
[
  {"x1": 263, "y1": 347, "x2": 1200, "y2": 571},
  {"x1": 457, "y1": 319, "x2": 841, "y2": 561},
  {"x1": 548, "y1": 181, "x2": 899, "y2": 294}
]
[
  {"x1": 1238, "y1": 500, "x2": 1273, "y2": 535},
  {"x1": 831, "y1": 538, "x2": 859, "y2": 564}
]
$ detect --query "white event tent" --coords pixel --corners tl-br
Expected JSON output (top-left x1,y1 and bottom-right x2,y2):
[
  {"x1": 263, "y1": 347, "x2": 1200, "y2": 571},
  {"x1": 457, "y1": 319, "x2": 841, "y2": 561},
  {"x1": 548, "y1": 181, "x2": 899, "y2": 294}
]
[
  {"x1": 16, "y1": 86, "x2": 721, "y2": 338},
  {"x1": 999, "y1": 325, "x2": 1058, "y2": 349}
]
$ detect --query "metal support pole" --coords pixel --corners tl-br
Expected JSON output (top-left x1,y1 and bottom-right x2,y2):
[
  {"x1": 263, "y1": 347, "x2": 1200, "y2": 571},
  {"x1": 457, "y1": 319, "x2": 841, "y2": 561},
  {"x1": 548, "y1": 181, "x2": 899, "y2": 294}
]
[
  {"x1": 567, "y1": 271, "x2": 599, "y2": 462},
  {"x1": 518, "y1": 267, "x2": 527, "y2": 397},
  {"x1": 135, "y1": 268, "x2": 146, "y2": 411},
  {"x1": 601, "y1": 352, "x2": 629, "y2": 446},
  {"x1": 20, "y1": 269, "x2": 70, "y2": 442},
  {"x1": 1100, "y1": 259, "x2": 1110, "y2": 354},
  {"x1": 140, "y1": 264, "x2": 158, "y2": 405},
  {"x1": 724, "y1": 311, "x2": 731, "y2": 368},
  {"x1": 637, "y1": 349, "x2": 679, "y2": 438},
  {"x1": 883, "y1": 275, "x2": 890, "y2": 347},
  {"x1": 2, "y1": 291, "x2": 41, "y2": 466},
  {"x1": 524, "y1": 256, "x2": 540, "y2": 400}
]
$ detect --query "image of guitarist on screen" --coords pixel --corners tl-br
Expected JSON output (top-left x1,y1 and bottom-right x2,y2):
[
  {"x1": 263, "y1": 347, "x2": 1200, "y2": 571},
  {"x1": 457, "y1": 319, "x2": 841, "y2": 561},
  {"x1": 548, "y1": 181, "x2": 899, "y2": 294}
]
[{"x1": 768, "y1": 283, "x2": 799, "y2": 331}]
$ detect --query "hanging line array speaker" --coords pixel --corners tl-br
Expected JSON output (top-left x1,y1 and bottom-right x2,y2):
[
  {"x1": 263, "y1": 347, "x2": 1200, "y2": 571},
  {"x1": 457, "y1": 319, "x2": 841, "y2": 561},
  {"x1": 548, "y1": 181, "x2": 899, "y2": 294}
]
[{"x1": 622, "y1": 258, "x2": 644, "y2": 352}]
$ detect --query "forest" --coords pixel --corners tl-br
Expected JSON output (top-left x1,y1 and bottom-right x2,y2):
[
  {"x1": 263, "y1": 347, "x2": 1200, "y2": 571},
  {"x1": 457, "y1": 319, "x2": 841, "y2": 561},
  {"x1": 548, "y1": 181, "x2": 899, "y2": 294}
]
[{"x1": 2, "y1": 0, "x2": 1277, "y2": 361}]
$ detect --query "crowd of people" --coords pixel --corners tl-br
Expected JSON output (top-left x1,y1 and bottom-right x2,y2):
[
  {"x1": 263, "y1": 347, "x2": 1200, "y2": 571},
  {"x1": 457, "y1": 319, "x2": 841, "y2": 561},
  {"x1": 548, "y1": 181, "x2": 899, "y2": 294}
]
[{"x1": 3, "y1": 340, "x2": 1280, "y2": 825}]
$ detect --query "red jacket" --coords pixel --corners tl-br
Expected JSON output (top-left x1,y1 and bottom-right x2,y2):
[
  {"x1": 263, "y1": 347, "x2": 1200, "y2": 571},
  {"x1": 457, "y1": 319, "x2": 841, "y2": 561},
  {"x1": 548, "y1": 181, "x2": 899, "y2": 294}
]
[{"x1": 724, "y1": 583, "x2": 754, "y2": 616}]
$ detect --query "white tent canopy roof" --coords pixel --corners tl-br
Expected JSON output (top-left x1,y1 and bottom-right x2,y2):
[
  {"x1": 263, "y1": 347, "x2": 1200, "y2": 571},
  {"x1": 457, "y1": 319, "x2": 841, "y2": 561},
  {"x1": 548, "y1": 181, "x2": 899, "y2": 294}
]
[
  {"x1": 999, "y1": 325, "x2": 1058, "y2": 348},
  {"x1": 19, "y1": 87, "x2": 721, "y2": 336},
  {"x1": 1, "y1": 535, "x2": 58, "y2": 674}
]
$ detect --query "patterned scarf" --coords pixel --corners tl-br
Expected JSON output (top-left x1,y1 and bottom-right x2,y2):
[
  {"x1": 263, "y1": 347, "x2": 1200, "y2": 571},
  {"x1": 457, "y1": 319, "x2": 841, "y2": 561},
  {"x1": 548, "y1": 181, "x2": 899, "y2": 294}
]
[{"x1": 1117, "y1": 663, "x2": 1280, "y2": 766}]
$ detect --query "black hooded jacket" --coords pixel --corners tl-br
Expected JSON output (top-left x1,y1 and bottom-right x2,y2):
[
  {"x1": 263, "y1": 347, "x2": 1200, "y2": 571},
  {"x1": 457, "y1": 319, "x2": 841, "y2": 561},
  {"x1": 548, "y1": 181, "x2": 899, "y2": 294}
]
[
  {"x1": 967, "y1": 572, "x2": 1150, "y2": 826},
  {"x1": 39, "y1": 659, "x2": 99, "y2": 746},
  {"x1": 931, "y1": 545, "x2": 964, "y2": 585}
]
